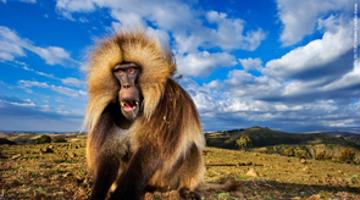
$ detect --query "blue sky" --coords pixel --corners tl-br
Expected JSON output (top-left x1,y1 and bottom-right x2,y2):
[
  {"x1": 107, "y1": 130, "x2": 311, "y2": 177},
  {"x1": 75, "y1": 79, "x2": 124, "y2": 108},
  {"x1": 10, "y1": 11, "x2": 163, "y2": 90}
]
[{"x1": 0, "y1": 0, "x2": 359, "y2": 133}]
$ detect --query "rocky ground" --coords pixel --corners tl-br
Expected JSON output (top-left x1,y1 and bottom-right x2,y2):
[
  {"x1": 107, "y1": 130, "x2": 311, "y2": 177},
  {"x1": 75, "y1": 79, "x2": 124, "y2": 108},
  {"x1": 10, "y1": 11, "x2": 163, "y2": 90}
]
[{"x1": 0, "y1": 133, "x2": 359, "y2": 199}]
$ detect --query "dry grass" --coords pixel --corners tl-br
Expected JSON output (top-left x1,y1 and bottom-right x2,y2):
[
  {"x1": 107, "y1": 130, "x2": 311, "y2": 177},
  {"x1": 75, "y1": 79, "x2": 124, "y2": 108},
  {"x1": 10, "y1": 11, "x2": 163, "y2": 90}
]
[{"x1": 0, "y1": 134, "x2": 359, "y2": 199}]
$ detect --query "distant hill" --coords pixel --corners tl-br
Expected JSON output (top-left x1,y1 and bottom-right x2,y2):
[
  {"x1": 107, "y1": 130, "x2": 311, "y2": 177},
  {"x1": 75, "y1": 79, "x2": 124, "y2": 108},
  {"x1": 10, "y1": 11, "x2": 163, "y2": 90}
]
[{"x1": 205, "y1": 126, "x2": 360, "y2": 164}]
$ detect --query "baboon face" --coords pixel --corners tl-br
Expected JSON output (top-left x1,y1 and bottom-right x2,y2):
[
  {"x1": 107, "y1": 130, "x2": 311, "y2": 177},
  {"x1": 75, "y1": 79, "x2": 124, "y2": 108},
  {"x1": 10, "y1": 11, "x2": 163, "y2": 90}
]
[{"x1": 113, "y1": 62, "x2": 142, "y2": 121}]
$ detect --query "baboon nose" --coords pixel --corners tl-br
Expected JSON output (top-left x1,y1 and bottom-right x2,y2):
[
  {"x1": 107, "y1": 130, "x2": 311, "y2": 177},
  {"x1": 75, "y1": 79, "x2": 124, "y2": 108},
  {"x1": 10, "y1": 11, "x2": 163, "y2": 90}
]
[{"x1": 122, "y1": 84, "x2": 131, "y2": 89}]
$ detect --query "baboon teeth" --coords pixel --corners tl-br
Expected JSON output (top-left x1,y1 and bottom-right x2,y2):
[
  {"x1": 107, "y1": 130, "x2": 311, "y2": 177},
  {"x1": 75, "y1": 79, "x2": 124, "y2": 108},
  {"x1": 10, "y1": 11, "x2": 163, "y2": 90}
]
[{"x1": 121, "y1": 100, "x2": 140, "y2": 108}]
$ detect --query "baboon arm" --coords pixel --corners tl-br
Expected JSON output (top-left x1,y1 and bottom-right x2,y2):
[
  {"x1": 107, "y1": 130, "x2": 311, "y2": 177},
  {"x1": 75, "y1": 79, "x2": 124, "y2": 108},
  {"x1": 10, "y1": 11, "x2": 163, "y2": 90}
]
[
  {"x1": 108, "y1": 144, "x2": 161, "y2": 200},
  {"x1": 89, "y1": 156, "x2": 120, "y2": 200}
]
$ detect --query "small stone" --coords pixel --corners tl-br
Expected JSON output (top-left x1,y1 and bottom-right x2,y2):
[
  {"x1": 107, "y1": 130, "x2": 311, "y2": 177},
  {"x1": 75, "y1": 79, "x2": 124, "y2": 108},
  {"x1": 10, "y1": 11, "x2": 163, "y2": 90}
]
[
  {"x1": 40, "y1": 146, "x2": 54, "y2": 154},
  {"x1": 11, "y1": 154, "x2": 22, "y2": 160},
  {"x1": 246, "y1": 168, "x2": 259, "y2": 177},
  {"x1": 302, "y1": 166, "x2": 309, "y2": 172},
  {"x1": 68, "y1": 152, "x2": 77, "y2": 158},
  {"x1": 306, "y1": 194, "x2": 321, "y2": 200},
  {"x1": 62, "y1": 172, "x2": 72, "y2": 178},
  {"x1": 300, "y1": 157, "x2": 306, "y2": 164}
]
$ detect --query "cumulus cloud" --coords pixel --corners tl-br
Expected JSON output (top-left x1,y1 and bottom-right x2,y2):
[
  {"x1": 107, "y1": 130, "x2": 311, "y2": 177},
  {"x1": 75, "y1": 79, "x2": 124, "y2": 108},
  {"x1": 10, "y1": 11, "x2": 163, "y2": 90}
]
[
  {"x1": 276, "y1": 0, "x2": 353, "y2": 46},
  {"x1": 0, "y1": 26, "x2": 72, "y2": 65},
  {"x1": 56, "y1": 1, "x2": 265, "y2": 52},
  {"x1": 205, "y1": 11, "x2": 265, "y2": 51},
  {"x1": 259, "y1": 14, "x2": 360, "y2": 105},
  {"x1": 225, "y1": 70, "x2": 255, "y2": 86},
  {"x1": 176, "y1": 51, "x2": 237, "y2": 76},
  {"x1": 265, "y1": 16, "x2": 355, "y2": 79},
  {"x1": 239, "y1": 57, "x2": 263, "y2": 72},
  {"x1": 46, "y1": 0, "x2": 360, "y2": 132},
  {"x1": 55, "y1": 0, "x2": 265, "y2": 76},
  {"x1": 321, "y1": 61, "x2": 360, "y2": 91},
  {"x1": 180, "y1": 74, "x2": 360, "y2": 132}
]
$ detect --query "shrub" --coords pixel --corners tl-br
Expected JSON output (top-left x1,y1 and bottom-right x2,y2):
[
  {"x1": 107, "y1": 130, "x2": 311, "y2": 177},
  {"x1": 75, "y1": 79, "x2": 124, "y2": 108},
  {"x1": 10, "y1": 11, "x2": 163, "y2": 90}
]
[
  {"x1": 33, "y1": 135, "x2": 52, "y2": 144},
  {"x1": 283, "y1": 146, "x2": 295, "y2": 156},
  {"x1": 52, "y1": 136, "x2": 67, "y2": 143},
  {"x1": 236, "y1": 135, "x2": 253, "y2": 150},
  {"x1": 339, "y1": 148, "x2": 355, "y2": 163}
]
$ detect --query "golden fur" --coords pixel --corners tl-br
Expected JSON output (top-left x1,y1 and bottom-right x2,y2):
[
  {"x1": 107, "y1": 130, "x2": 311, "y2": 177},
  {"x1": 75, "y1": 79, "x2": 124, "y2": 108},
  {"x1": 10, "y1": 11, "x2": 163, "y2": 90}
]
[{"x1": 85, "y1": 31, "x2": 205, "y2": 194}]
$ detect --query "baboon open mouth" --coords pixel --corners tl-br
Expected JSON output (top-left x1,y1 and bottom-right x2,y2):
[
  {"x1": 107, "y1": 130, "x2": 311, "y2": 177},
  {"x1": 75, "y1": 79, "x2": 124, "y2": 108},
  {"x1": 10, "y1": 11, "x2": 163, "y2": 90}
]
[{"x1": 120, "y1": 99, "x2": 140, "y2": 111}]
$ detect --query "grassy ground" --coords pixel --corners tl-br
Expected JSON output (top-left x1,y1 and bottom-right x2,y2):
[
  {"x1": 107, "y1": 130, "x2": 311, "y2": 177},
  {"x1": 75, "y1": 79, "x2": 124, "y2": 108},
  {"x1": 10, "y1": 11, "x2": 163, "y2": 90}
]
[{"x1": 0, "y1": 134, "x2": 359, "y2": 200}]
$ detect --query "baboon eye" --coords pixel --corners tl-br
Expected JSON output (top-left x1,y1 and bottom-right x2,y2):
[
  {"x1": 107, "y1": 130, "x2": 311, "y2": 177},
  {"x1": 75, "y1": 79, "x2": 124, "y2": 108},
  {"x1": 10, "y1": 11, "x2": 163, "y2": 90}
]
[
  {"x1": 127, "y1": 67, "x2": 137, "y2": 75},
  {"x1": 117, "y1": 69, "x2": 126, "y2": 75},
  {"x1": 114, "y1": 66, "x2": 126, "y2": 75}
]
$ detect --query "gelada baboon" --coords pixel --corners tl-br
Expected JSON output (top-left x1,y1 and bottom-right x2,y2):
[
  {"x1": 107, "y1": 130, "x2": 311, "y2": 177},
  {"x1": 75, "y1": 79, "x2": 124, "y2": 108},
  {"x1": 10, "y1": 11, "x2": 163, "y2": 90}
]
[{"x1": 85, "y1": 31, "x2": 205, "y2": 200}]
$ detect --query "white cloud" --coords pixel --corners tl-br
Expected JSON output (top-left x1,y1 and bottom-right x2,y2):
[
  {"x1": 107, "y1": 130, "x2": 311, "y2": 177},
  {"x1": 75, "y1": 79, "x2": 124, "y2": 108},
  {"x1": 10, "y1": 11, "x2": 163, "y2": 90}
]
[
  {"x1": 0, "y1": 26, "x2": 72, "y2": 65},
  {"x1": 13, "y1": 61, "x2": 56, "y2": 79},
  {"x1": 18, "y1": 80, "x2": 86, "y2": 98},
  {"x1": 56, "y1": 0, "x2": 196, "y2": 31},
  {"x1": 111, "y1": 23, "x2": 170, "y2": 51},
  {"x1": 54, "y1": 0, "x2": 265, "y2": 76},
  {"x1": 56, "y1": 0, "x2": 95, "y2": 12},
  {"x1": 276, "y1": 0, "x2": 353, "y2": 46},
  {"x1": 19, "y1": 80, "x2": 49, "y2": 88},
  {"x1": 27, "y1": 46, "x2": 71, "y2": 65},
  {"x1": 145, "y1": 27, "x2": 170, "y2": 50},
  {"x1": 0, "y1": 27, "x2": 25, "y2": 61},
  {"x1": 225, "y1": 70, "x2": 255, "y2": 86},
  {"x1": 173, "y1": 33, "x2": 203, "y2": 54},
  {"x1": 265, "y1": 16, "x2": 354, "y2": 78},
  {"x1": 61, "y1": 77, "x2": 83, "y2": 87},
  {"x1": 239, "y1": 57, "x2": 263, "y2": 72},
  {"x1": 204, "y1": 80, "x2": 221, "y2": 89},
  {"x1": 110, "y1": 11, "x2": 145, "y2": 30},
  {"x1": 51, "y1": 0, "x2": 359, "y2": 132},
  {"x1": 176, "y1": 51, "x2": 236, "y2": 76},
  {"x1": 321, "y1": 61, "x2": 360, "y2": 91},
  {"x1": 180, "y1": 73, "x2": 360, "y2": 131},
  {"x1": 50, "y1": 85, "x2": 84, "y2": 97},
  {"x1": 0, "y1": 98, "x2": 36, "y2": 108},
  {"x1": 205, "y1": 11, "x2": 265, "y2": 51},
  {"x1": 223, "y1": 69, "x2": 283, "y2": 99}
]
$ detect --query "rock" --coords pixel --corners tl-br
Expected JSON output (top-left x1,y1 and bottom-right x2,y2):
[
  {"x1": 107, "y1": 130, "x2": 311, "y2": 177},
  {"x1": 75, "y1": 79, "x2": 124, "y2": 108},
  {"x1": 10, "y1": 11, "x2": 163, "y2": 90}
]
[
  {"x1": 40, "y1": 146, "x2": 54, "y2": 154},
  {"x1": 300, "y1": 157, "x2": 307, "y2": 164},
  {"x1": 306, "y1": 194, "x2": 321, "y2": 200},
  {"x1": 11, "y1": 154, "x2": 22, "y2": 160},
  {"x1": 246, "y1": 168, "x2": 259, "y2": 177},
  {"x1": 302, "y1": 166, "x2": 309, "y2": 172},
  {"x1": 68, "y1": 152, "x2": 77, "y2": 158},
  {"x1": 62, "y1": 172, "x2": 72, "y2": 178}
]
